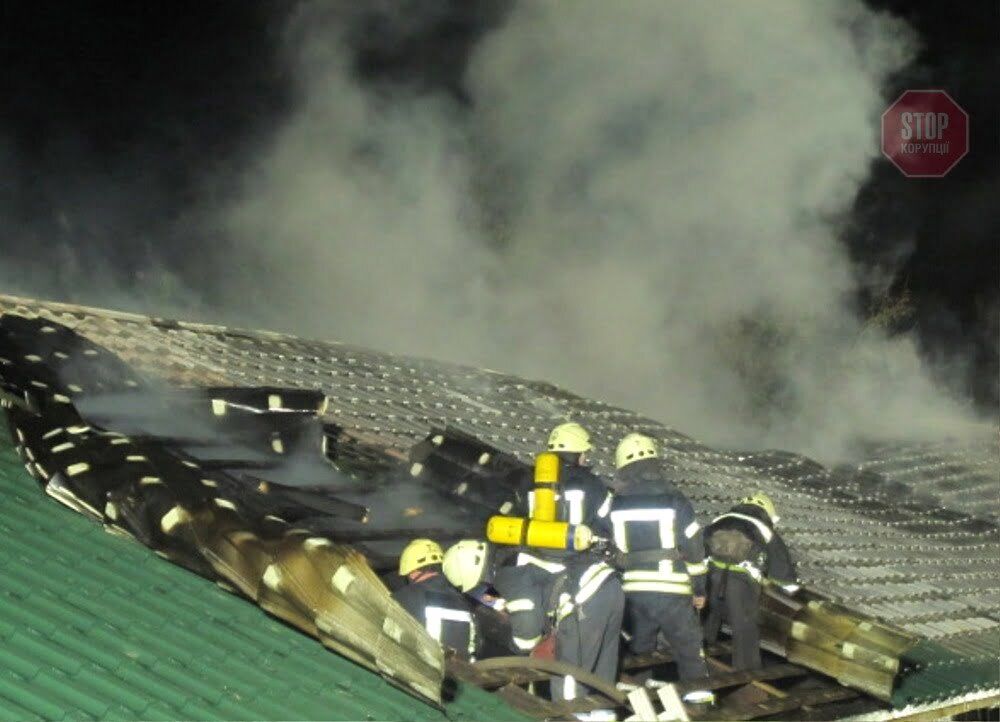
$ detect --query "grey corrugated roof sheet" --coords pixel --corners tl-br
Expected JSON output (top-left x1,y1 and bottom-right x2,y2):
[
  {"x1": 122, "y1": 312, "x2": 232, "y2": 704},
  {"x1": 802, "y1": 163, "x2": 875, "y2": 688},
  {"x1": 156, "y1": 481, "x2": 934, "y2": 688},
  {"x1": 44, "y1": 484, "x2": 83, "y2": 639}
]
[{"x1": 857, "y1": 439, "x2": 998, "y2": 521}]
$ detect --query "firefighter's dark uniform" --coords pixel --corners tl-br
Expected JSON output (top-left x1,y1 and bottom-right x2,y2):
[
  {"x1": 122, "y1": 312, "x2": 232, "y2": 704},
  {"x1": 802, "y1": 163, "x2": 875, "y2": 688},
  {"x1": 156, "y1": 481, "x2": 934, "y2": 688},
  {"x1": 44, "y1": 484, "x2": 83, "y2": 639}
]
[
  {"x1": 518, "y1": 462, "x2": 615, "y2": 534},
  {"x1": 498, "y1": 461, "x2": 623, "y2": 704},
  {"x1": 703, "y1": 503, "x2": 798, "y2": 670},
  {"x1": 393, "y1": 571, "x2": 479, "y2": 660},
  {"x1": 610, "y1": 459, "x2": 710, "y2": 690}
]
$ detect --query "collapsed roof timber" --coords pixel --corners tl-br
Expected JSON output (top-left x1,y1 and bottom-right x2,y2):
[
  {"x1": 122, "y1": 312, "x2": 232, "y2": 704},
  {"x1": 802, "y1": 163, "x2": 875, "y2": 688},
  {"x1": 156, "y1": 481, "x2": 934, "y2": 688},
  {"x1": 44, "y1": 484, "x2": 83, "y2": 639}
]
[{"x1": 0, "y1": 294, "x2": 996, "y2": 720}]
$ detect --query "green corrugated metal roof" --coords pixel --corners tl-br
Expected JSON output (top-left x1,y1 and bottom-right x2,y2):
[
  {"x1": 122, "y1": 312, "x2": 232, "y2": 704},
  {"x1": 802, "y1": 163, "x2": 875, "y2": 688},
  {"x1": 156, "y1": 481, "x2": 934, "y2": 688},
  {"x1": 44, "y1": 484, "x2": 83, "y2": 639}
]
[
  {"x1": 892, "y1": 636, "x2": 1000, "y2": 708},
  {"x1": 0, "y1": 431, "x2": 527, "y2": 721}
]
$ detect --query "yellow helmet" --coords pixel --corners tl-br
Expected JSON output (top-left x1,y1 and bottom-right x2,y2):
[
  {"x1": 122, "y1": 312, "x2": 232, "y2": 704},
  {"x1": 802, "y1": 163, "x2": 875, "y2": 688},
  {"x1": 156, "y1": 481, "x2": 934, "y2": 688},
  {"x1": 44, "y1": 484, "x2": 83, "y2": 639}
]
[
  {"x1": 443, "y1": 540, "x2": 489, "y2": 592},
  {"x1": 399, "y1": 539, "x2": 444, "y2": 576},
  {"x1": 742, "y1": 492, "x2": 777, "y2": 521},
  {"x1": 547, "y1": 422, "x2": 592, "y2": 453},
  {"x1": 615, "y1": 433, "x2": 659, "y2": 469}
]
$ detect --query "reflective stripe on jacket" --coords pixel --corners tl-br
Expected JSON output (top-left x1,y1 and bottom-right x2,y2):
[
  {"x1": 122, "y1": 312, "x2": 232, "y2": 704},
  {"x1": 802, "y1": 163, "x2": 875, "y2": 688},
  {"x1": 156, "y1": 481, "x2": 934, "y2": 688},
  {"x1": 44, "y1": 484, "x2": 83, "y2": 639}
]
[{"x1": 609, "y1": 466, "x2": 708, "y2": 596}]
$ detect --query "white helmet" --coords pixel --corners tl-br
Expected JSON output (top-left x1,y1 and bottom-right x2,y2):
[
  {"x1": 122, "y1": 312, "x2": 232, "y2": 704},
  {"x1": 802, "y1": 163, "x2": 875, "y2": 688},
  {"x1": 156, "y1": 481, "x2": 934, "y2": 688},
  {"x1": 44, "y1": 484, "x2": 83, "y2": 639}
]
[
  {"x1": 547, "y1": 422, "x2": 592, "y2": 453},
  {"x1": 443, "y1": 540, "x2": 490, "y2": 592},
  {"x1": 615, "y1": 433, "x2": 659, "y2": 469}
]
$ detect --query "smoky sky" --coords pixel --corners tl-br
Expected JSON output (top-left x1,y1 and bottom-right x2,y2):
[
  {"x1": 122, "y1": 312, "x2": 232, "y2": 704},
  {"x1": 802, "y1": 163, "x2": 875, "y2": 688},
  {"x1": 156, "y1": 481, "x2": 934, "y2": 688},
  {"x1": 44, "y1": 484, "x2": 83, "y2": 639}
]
[{"x1": 0, "y1": 1, "x2": 997, "y2": 459}]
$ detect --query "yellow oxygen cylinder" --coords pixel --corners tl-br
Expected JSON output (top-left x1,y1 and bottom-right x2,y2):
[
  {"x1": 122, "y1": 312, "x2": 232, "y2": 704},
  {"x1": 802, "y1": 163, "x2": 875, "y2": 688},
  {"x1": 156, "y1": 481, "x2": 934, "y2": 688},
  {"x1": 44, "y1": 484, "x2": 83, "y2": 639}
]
[
  {"x1": 531, "y1": 452, "x2": 559, "y2": 522},
  {"x1": 486, "y1": 516, "x2": 528, "y2": 546},
  {"x1": 486, "y1": 516, "x2": 593, "y2": 551}
]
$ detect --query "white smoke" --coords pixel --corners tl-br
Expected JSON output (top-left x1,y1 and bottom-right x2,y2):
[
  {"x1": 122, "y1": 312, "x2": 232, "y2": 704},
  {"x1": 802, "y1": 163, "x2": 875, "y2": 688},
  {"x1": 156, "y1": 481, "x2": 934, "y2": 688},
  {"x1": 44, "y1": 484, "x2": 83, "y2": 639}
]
[{"x1": 218, "y1": 0, "x2": 985, "y2": 460}]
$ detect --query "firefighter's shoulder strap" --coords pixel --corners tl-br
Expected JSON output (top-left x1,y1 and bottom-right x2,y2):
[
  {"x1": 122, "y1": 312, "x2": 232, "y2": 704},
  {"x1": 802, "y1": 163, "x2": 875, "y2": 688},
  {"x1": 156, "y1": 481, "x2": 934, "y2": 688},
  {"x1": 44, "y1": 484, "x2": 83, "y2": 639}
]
[
  {"x1": 545, "y1": 556, "x2": 594, "y2": 626},
  {"x1": 544, "y1": 571, "x2": 571, "y2": 630}
]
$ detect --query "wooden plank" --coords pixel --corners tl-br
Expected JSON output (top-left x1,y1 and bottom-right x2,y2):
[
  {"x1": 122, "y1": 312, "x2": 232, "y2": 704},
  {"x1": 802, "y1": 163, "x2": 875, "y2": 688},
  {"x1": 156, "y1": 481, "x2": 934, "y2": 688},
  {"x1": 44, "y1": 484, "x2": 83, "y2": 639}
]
[
  {"x1": 448, "y1": 652, "x2": 561, "y2": 689},
  {"x1": 493, "y1": 684, "x2": 553, "y2": 718},
  {"x1": 674, "y1": 663, "x2": 807, "y2": 694},
  {"x1": 627, "y1": 687, "x2": 660, "y2": 721},
  {"x1": 447, "y1": 657, "x2": 542, "y2": 690},
  {"x1": 719, "y1": 687, "x2": 859, "y2": 721},
  {"x1": 542, "y1": 695, "x2": 622, "y2": 717},
  {"x1": 472, "y1": 657, "x2": 628, "y2": 705},
  {"x1": 707, "y1": 656, "x2": 787, "y2": 699},
  {"x1": 716, "y1": 683, "x2": 772, "y2": 711},
  {"x1": 493, "y1": 684, "x2": 618, "y2": 719},
  {"x1": 479, "y1": 668, "x2": 553, "y2": 688},
  {"x1": 790, "y1": 696, "x2": 881, "y2": 721},
  {"x1": 452, "y1": 657, "x2": 622, "y2": 717}
]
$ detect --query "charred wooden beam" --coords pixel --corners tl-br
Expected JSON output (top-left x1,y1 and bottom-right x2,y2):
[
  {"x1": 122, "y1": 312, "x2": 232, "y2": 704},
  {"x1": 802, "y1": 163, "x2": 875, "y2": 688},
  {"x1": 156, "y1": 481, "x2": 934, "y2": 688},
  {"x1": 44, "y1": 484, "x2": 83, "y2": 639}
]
[
  {"x1": 674, "y1": 664, "x2": 807, "y2": 694},
  {"x1": 717, "y1": 686, "x2": 859, "y2": 721}
]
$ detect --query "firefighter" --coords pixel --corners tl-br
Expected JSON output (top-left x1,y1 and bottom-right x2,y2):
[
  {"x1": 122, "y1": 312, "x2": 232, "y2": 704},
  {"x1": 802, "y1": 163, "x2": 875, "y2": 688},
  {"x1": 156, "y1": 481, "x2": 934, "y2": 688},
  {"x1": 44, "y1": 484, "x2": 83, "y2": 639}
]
[
  {"x1": 514, "y1": 423, "x2": 622, "y2": 711},
  {"x1": 703, "y1": 492, "x2": 798, "y2": 670},
  {"x1": 443, "y1": 539, "x2": 623, "y2": 721},
  {"x1": 393, "y1": 539, "x2": 478, "y2": 660},
  {"x1": 609, "y1": 433, "x2": 714, "y2": 705},
  {"x1": 518, "y1": 422, "x2": 614, "y2": 536}
]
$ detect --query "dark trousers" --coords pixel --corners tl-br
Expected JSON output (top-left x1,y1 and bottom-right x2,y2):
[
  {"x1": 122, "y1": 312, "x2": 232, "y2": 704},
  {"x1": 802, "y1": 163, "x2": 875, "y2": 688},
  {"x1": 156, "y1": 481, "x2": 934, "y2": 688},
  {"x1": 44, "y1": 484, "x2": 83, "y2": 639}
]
[
  {"x1": 705, "y1": 567, "x2": 762, "y2": 670},
  {"x1": 553, "y1": 577, "x2": 626, "y2": 702},
  {"x1": 626, "y1": 591, "x2": 709, "y2": 682}
]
